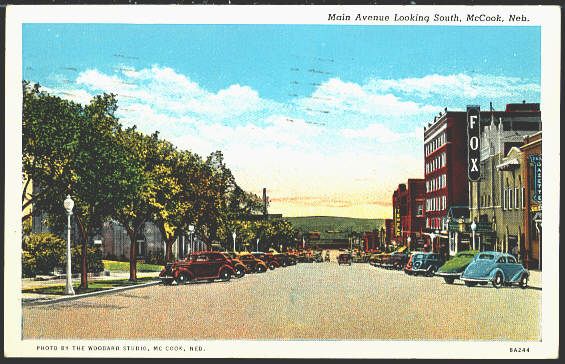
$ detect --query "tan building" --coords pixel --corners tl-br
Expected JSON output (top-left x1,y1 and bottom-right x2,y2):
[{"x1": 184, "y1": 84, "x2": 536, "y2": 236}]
[{"x1": 468, "y1": 102, "x2": 541, "y2": 261}]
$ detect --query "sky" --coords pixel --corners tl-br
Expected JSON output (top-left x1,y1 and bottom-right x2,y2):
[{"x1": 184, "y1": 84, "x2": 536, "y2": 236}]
[{"x1": 22, "y1": 24, "x2": 541, "y2": 218}]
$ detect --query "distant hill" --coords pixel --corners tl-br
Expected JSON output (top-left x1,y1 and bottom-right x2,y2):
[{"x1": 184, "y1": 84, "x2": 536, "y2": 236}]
[{"x1": 286, "y1": 216, "x2": 384, "y2": 238}]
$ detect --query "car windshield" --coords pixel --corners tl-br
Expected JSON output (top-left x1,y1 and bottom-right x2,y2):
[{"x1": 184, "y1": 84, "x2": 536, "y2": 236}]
[
  {"x1": 413, "y1": 254, "x2": 425, "y2": 260},
  {"x1": 477, "y1": 253, "x2": 495, "y2": 260}
]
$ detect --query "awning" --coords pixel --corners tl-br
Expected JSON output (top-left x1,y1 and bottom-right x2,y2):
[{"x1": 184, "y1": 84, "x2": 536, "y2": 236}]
[{"x1": 496, "y1": 158, "x2": 520, "y2": 171}]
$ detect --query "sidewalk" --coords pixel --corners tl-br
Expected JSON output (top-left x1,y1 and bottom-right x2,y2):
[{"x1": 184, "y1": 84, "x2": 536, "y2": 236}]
[
  {"x1": 528, "y1": 270, "x2": 542, "y2": 289},
  {"x1": 22, "y1": 271, "x2": 161, "y2": 304}
]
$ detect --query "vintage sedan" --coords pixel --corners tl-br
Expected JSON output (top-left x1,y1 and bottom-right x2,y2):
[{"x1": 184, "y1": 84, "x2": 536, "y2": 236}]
[
  {"x1": 220, "y1": 252, "x2": 249, "y2": 278},
  {"x1": 159, "y1": 251, "x2": 236, "y2": 284},
  {"x1": 252, "y1": 252, "x2": 280, "y2": 270},
  {"x1": 381, "y1": 247, "x2": 409, "y2": 270},
  {"x1": 404, "y1": 252, "x2": 444, "y2": 276},
  {"x1": 237, "y1": 253, "x2": 269, "y2": 273},
  {"x1": 435, "y1": 250, "x2": 478, "y2": 284},
  {"x1": 337, "y1": 253, "x2": 352, "y2": 265},
  {"x1": 460, "y1": 251, "x2": 529, "y2": 288},
  {"x1": 297, "y1": 250, "x2": 314, "y2": 263}
]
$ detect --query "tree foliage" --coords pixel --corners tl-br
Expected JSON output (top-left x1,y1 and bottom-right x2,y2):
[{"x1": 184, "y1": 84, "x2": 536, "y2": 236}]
[{"x1": 22, "y1": 82, "x2": 296, "y2": 281}]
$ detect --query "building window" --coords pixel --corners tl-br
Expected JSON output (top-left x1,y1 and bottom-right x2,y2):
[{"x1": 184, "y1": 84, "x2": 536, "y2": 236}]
[
  {"x1": 417, "y1": 204, "x2": 423, "y2": 216},
  {"x1": 515, "y1": 187, "x2": 519, "y2": 210},
  {"x1": 503, "y1": 189, "x2": 507, "y2": 210},
  {"x1": 521, "y1": 187, "x2": 525, "y2": 209},
  {"x1": 508, "y1": 188, "x2": 513, "y2": 209}
]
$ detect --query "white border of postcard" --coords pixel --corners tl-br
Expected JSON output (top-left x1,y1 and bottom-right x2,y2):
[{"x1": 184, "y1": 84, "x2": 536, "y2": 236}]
[{"x1": 4, "y1": 4, "x2": 560, "y2": 359}]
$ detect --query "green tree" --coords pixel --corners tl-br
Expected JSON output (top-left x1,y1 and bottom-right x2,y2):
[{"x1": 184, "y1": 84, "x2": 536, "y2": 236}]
[
  {"x1": 22, "y1": 83, "x2": 140, "y2": 288},
  {"x1": 112, "y1": 128, "x2": 162, "y2": 281}
]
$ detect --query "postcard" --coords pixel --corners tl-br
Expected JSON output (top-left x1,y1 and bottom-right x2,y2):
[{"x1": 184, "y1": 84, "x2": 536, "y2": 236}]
[{"x1": 4, "y1": 4, "x2": 560, "y2": 359}]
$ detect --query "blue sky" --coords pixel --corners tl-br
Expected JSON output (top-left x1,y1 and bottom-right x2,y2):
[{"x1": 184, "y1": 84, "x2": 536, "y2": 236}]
[{"x1": 23, "y1": 24, "x2": 541, "y2": 218}]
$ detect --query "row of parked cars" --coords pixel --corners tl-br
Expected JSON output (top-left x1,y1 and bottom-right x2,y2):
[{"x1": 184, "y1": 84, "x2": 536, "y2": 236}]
[
  {"x1": 368, "y1": 247, "x2": 530, "y2": 289},
  {"x1": 159, "y1": 250, "x2": 298, "y2": 285}
]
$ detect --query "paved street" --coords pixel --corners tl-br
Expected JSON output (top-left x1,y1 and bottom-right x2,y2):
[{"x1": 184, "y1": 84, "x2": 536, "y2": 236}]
[{"x1": 23, "y1": 261, "x2": 541, "y2": 340}]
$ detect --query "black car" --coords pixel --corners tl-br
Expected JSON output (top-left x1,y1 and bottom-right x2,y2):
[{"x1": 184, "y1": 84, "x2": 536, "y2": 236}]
[{"x1": 404, "y1": 252, "x2": 445, "y2": 276}]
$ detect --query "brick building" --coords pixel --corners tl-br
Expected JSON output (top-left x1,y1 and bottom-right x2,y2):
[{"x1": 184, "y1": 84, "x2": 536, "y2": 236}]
[
  {"x1": 392, "y1": 179, "x2": 426, "y2": 250},
  {"x1": 521, "y1": 131, "x2": 542, "y2": 269},
  {"x1": 424, "y1": 109, "x2": 469, "y2": 254}
]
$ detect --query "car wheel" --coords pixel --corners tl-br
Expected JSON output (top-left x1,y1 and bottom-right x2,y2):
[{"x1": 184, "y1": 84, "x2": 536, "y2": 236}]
[
  {"x1": 234, "y1": 267, "x2": 245, "y2": 279},
  {"x1": 281, "y1": 261, "x2": 288, "y2": 267},
  {"x1": 256, "y1": 265, "x2": 266, "y2": 273},
  {"x1": 426, "y1": 266, "x2": 437, "y2": 277},
  {"x1": 162, "y1": 279, "x2": 174, "y2": 286},
  {"x1": 492, "y1": 272, "x2": 504, "y2": 288},
  {"x1": 219, "y1": 269, "x2": 231, "y2": 282},
  {"x1": 268, "y1": 263, "x2": 276, "y2": 270},
  {"x1": 444, "y1": 277, "x2": 455, "y2": 284},
  {"x1": 519, "y1": 274, "x2": 528, "y2": 289},
  {"x1": 464, "y1": 281, "x2": 478, "y2": 287},
  {"x1": 176, "y1": 272, "x2": 190, "y2": 285}
]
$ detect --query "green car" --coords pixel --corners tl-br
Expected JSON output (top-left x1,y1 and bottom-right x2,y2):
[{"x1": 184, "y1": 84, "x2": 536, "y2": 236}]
[{"x1": 435, "y1": 250, "x2": 478, "y2": 284}]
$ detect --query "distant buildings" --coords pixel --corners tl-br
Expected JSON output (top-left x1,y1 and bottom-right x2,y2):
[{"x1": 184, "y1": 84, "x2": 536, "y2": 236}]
[{"x1": 392, "y1": 180, "x2": 425, "y2": 250}]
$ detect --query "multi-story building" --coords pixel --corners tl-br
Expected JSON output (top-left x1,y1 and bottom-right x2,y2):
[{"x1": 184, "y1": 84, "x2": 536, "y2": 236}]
[
  {"x1": 391, "y1": 179, "x2": 426, "y2": 250},
  {"x1": 467, "y1": 102, "x2": 541, "y2": 262},
  {"x1": 424, "y1": 109, "x2": 469, "y2": 255}
]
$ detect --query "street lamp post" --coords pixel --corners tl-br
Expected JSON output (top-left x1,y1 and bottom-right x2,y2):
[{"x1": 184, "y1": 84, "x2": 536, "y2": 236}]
[
  {"x1": 63, "y1": 195, "x2": 75, "y2": 295},
  {"x1": 429, "y1": 232, "x2": 436, "y2": 253},
  {"x1": 256, "y1": 238, "x2": 260, "y2": 252},
  {"x1": 188, "y1": 224, "x2": 195, "y2": 254},
  {"x1": 470, "y1": 220, "x2": 477, "y2": 251},
  {"x1": 232, "y1": 231, "x2": 237, "y2": 252}
]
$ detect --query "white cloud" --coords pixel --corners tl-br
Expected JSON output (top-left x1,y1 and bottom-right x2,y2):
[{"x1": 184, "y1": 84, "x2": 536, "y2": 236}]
[
  {"x1": 341, "y1": 123, "x2": 407, "y2": 142},
  {"x1": 39, "y1": 85, "x2": 93, "y2": 105},
  {"x1": 75, "y1": 66, "x2": 267, "y2": 120},
  {"x1": 366, "y1": 73, "x2": 540, "y2": 99},
  {"x1": 297, "y1": 77, "x2": 440, "y2": 117}
]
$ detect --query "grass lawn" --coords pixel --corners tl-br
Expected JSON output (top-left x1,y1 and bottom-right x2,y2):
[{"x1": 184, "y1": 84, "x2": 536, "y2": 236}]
[
  {"x1": 22, "y1": 276, "x2": 157, "y2": 295},
  {"x1": 102, "y1": 260, "x2": 163, "y2": 272}
]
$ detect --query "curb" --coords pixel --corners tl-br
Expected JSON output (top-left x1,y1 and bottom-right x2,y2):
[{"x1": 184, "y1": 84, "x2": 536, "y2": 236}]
[{"x1": 22, "y1": 280, "x2": 161, "y2": 306}]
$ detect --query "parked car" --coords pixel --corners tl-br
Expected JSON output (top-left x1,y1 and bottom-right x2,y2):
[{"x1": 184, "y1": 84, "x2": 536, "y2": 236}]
[
  {"x1": 159, "y1": 251, "x2": 236, "y2": 284},
  {"x1": 297, "y1": 250, "x2": 314, "y2": 263},
  {"x1": 403, "y1": 251, "x2": 424, "y2": 275},
  {"x1": 285, "y1": 252, "x2": 298, "y2": 265},
  {"x1": 251, "y1": 252, "x2": 280, "y2": 270},
  {"x1": 237, "y1": 253, "x2": 269, "y2": 273},
  {"x1": 435, "y1": 250, "x2": 478, "y2": 284},
  {"x1": 313, "y1": 250, "x2": 324, "y2": 263},
  {"x1": 404, "y1": 252, "x2": 444, "y2": 276},
  {"x1": 338, "y1": 253, "x2": 352, "y2": 265},
  {"x1": 351, "y1": 251, "x2": 367, "y2": 263},
  {"x1": 460, "y1": 251, "x2": 529, "y2": 288},
  {"x1": 324, "y1": 250, "x2": 331, "y2": 262},
  {"x1": 368, "y1": 251, "x2": 384, "y2": 266},
  {"x1": 220, "y1": 252, "x2": 249, "y2": 278},
  {"x1": 380, "y1": 247, "x2": 409, "y2": 269}
]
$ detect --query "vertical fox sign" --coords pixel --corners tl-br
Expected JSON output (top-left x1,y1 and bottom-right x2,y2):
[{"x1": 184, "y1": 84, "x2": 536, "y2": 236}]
[{"x1": 467, "y1": 106, "x2": 481, "y2": 181}]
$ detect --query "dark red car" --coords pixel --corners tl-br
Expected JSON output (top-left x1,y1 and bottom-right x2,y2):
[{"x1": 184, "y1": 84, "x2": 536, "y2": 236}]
[
  {"x1": 338, "y1": 253, "x2": 352, "y2": 266},
  {"x1": 160, "y1": 251, "x2": 236, "y2": 285}
]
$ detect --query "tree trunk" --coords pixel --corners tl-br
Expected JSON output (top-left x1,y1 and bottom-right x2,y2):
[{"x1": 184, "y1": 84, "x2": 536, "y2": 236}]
[
  {"x1": 76, "y1": 214, "x2": 89, "y2": 289},
  {"x1": 165, "y1": 236, "x2": 175, "y2": 262},
  {"x1": 129, "y1": 231, "x2": 137, "y2": 282}
]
